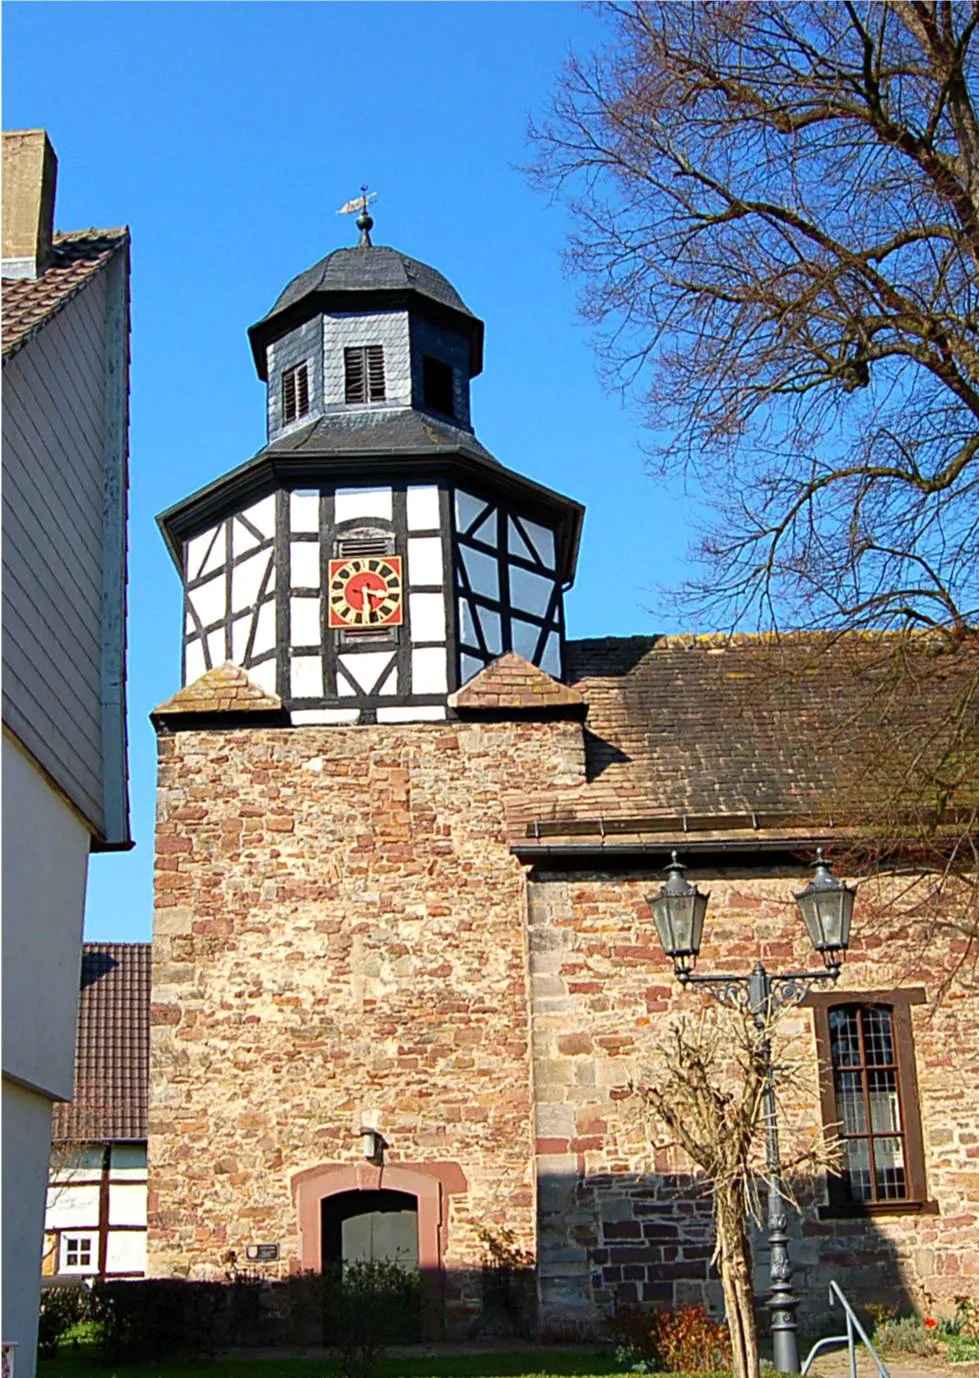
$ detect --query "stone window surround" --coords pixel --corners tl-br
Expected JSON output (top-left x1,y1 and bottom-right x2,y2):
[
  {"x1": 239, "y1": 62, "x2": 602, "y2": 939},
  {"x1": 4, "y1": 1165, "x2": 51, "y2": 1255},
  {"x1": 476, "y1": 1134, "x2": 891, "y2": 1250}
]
[
  {"x1": 290, "y1": 1159, "x2": 468, "y2": 1279},
  {"x1": 806, "y1": 987, "x2": 936, "y2": 1217}
]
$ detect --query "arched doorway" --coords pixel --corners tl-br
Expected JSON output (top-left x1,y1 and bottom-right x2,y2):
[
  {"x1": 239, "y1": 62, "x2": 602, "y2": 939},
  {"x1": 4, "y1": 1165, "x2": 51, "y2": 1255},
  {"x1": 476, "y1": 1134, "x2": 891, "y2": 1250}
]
[{"x1": 321, "y1": 1188, "x2": 419, "y2": 1273}]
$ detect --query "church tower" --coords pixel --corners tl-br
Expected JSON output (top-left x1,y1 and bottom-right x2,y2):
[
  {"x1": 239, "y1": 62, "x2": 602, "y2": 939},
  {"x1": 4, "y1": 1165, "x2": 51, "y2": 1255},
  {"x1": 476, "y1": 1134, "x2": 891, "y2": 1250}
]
[{"x1": 158, "y1": 210, "x2": 582, "y2": 724}]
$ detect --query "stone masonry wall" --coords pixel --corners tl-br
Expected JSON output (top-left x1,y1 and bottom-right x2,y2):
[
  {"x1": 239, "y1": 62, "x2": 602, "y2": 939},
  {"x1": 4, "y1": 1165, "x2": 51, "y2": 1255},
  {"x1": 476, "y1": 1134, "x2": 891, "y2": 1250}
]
[
  {"x1": 529, "y1": 870, "x2": 979, "y2": 1332},
  {"x1": 149, "y1": 717, "x2": 584, "y2": 1331}
]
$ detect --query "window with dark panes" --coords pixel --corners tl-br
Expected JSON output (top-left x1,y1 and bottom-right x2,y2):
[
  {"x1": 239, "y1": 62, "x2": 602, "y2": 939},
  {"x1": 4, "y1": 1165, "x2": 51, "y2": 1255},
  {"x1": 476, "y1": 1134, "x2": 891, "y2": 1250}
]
[
  {"x1": 423, "y1": 355, "x2": 454, "y2": 418},
  {"x1": 345, "y1": 346, "x2": 386, "y2": 404},
  {"x1": 282, "y1": 361, "x2": 310, "y2": 424},
  {"x1": 809, "y1": 990, "x2": 930, "y2": 1213}
]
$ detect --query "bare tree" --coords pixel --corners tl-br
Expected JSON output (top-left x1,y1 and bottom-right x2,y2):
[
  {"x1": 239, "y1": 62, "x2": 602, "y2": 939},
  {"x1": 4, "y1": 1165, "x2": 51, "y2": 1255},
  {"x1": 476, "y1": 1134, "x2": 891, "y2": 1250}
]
[
  {"x1": 532, "y1": 2, "x2": 979, "y2": 970},
  {"x1": 531, "y1": 1, "x2": 979, "y2": 640},
  {"x1": 640, "y1": 1010, "x2": 837, "y2": 1378}
]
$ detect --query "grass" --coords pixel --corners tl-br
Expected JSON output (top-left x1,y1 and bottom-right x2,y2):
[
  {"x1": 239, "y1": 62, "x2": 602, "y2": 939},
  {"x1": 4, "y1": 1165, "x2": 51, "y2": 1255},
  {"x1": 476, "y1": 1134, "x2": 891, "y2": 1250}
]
[{"x1": 38, "y1": 1347, "x2": 623, "y2": 1378}]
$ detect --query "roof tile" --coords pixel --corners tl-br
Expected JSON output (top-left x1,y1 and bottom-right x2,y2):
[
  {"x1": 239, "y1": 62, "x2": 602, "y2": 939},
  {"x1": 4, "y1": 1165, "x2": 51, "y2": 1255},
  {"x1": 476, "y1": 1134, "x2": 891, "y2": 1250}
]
[
  {"x1": 152, "y1": 663, "x2": 282, "y2": 718},
  {"x1": 2, "y1": 228, "x2": 128, "y2": 358}
]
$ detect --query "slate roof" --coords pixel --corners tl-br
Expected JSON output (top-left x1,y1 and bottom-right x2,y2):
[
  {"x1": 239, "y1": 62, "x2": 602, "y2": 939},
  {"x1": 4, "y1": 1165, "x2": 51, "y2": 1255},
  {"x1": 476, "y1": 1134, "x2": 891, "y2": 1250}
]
[
  {"x1": 52, "y1": 943, "x2": 150, "y2": 1143},
  {"x1": 1, "y1": 228, "x2": 128, "y2": 360},
  {"x1": 515, "y1": 632, "x2": 979, "y2": 840},
  {"x1": 261, "y1": 244, "x2": 477, "y2": 323},
  {"x1": 261, "y1": 406, "x2": 498, "y2": 466}
]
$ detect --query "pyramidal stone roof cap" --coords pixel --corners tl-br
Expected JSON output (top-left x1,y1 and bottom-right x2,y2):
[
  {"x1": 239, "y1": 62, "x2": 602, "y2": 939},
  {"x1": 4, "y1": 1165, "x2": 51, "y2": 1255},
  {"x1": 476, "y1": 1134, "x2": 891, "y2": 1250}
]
[
  {"x1": 449, "y1": 652, "x2": 586, "y2": 717},
  {"x1": 152, "y1": 663, "x2": 282, "y2": 719}
]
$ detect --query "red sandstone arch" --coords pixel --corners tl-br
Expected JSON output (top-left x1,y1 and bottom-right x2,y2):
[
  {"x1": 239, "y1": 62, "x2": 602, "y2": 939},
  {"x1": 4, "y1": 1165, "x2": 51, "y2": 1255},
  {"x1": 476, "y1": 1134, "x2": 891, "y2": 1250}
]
[{"x1": 290, "y1": 1160, "x2": 467, "y2": 1275}]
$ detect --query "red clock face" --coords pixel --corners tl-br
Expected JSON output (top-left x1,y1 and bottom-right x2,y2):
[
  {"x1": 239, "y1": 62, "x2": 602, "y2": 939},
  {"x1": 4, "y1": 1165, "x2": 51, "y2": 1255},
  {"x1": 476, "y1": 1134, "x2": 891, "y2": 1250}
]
[{"x1": 328, "y1": 555, "x2": 404, "y2": 629}]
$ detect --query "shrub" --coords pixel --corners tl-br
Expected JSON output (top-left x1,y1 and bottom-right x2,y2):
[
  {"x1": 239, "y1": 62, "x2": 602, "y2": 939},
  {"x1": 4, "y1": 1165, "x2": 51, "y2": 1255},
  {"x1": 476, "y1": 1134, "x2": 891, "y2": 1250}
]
[
  {"x1": 611, "y1": 1303, "x2": 732, "y2": 1373},
  {"x1": 89, "y1": 1279, "x2": 222, "y2": 1363},
  {"x1": 37, "y1": 1287, "x2": 89, "y2": 1359},
  {"x1": 324, "y1": 1259, "x2": 424, "y2": 1378}
]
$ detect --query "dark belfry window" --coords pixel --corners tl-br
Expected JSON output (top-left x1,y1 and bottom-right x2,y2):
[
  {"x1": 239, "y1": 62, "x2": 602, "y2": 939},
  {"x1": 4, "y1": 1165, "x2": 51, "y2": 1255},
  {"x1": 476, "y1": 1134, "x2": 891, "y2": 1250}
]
[
  {"x1": 282, "y1": 362, "x2": 310, "y2": 424},
  {"x1": 423, "y1": 356, "x2": 454, "y2": 418},
  {"x1": 345, "y1": 346, "x2": 386, "y2": 404}
]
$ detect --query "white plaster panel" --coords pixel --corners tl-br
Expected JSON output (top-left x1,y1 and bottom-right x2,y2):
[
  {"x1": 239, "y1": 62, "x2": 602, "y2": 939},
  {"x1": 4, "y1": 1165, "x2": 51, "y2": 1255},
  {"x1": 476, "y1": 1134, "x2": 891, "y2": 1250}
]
[
  {"x1": 189, "y1": 572, "x2": 226, "y2": 628},
  {"x1": 377, "y1": 705, "x2": 447, "y2": 722},
  {"x1": 337, "y1": 670, "x2": 357, "y2": 697},
  {"x1": 232, "y1": 516, "x2": 261, "y2": 558},
  {"x1": 406, "y1": 485, "x2": 440, "y2": 530},
  {"x1": 541, "y1": 630, "x2": 562, "y2": 677},
  {"x1": 206, "y1": 628, "x2": 226, "y2": 668},
  {"x1": 459, "y1": 600, "x2": 478, "y2": 646},
  {"x1": 241, "y1": 494, "x2": 276, "y2": 540},
  {"x1": 45, "y1": 1184, "x2": 100, "y2": 1229},
  {"x1": 521, "y1": 517, "x2": 556, "y2": 569},
  {"x1": 291, "y1": 656, "x2": 324, "y2": 699},
  {"x1": 507, "y1": 518, "x2": 535, "y2": 563},
  {"x1": 290, "y1": 542, "x2": 321, "y2": 590},
  {"x1": 455, "y1": 490, "x2": 486, "y2": 533},
  {"x1": 460, "y1": 653, "x2": 485, "y2": 685},
  {"x1": 339, "y1": 651, "x2": 396, "y2": 694},
  {"x1": 247, "y1": 659, "x2": 278, "y2": 696},
  {"x1": 291, "y1": 708, "x2": 361, "y2": 724},
  {"x1": 252, "y1": 602, "x2": 276, "y2": 658},
  {"x1": 477, "y1": 605, "x2": 503, "y2": 655},
  {"x1": 460, "y1": 546, "x2": 499, "y2": 600},
  {"x1": 409, "y1": 593, "x2": 445, "y2": 642},
  {"x1": 512, "y1": 617, "x2": 541, "y2": 661},
  {"x1": 110, "y1": 1146, "x2": 148, "y2": 1178},
  {"x1": 108, "y1": 1183, "x2": 147, "y2": 1227},
  {"x1": 50, "y1": 1148, "x2": 104, "y2": 1183},
  {"x1": 290, "y1": 492, "x2": 320, "y2": 533},
  {"x1": 407, "y1": 537, "x2": 443, "y2": 587},
  {"x1": 472, "y1": 508, "x2": 499, "y2": 546},
  {"x1": 378, "y1": 664, "x2": 397, "y2": 695},
  {"x1": 185, "y1": 638, "x2": 206, "y2": 684},
  {"x1": 231, "y1": 615, "x2": 251, "y2": 664},
  {"x1": 185, "y1": 610, "x2": 196, "y2": 635},
  {"x1": 335, "y1": 487, "x2": 393, "y2": 523},
  {"x1": 509, "y1": 566, "x2": 555, "y2": 618},
  {"x1": 186, "y1": 524, "x2": 223, "y2": 581},
  {"x1": 412, "y1": 647, "x2": 447, "y2": 694},
  {"x1": 290, "y1": 598, "x2": 321, "y2": 645},
  {"x1": 232, "y1": 551, "x2": 270, "y2": 612},
  {"x1": 106, "y1": 1230, "x2": 147, "y2": 1275}
]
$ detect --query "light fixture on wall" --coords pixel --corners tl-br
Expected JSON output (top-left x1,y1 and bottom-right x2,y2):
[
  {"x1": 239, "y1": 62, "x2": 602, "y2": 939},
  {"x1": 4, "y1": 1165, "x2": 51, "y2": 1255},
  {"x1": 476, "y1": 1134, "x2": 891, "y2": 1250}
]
[{"x1": 359, "y1": 1127, "x2": 386, "y2": 1164}]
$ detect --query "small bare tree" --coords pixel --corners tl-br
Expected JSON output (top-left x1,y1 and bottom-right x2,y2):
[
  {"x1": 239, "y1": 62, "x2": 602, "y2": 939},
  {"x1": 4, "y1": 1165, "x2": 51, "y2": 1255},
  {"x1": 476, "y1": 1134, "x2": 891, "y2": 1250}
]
[{"x1": 639, "y1": 1008, "x2": 837, "y2": 1378}]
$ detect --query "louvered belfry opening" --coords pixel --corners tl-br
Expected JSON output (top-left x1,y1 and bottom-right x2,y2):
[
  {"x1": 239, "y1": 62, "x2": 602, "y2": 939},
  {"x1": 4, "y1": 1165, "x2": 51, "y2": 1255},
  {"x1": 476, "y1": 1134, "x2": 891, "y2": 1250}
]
[
  {"x1": 345, "y1": 345, "x2": 386, "y2": 404},
  {"x1": 423, "y1": 355, "x2": 454, "y2": 418},
  {"x1": 282, "y1": 361, "x2": 310, "y2": 424}
]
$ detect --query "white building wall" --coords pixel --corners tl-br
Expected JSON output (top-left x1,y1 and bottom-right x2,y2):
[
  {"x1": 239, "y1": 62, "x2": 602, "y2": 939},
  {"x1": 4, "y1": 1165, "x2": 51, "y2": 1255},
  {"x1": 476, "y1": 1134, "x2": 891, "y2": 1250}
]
[{"x1": 2, "y1": 1081, "x2": 56, "y2": 1376}]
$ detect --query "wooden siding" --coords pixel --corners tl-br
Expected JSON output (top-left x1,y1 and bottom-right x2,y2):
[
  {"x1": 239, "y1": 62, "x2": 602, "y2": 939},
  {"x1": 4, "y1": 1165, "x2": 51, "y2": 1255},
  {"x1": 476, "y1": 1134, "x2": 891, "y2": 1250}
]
[{"x1": 1, "y1": 261, "x2": 123, "y2": 837}]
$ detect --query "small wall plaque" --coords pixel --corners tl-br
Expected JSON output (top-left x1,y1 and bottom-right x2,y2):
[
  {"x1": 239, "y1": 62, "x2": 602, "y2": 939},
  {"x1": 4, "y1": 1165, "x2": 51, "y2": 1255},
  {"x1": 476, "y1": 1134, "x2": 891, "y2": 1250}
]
[{"x1": 245, "y1": 1243, "x2": 279, "y2": 1262}]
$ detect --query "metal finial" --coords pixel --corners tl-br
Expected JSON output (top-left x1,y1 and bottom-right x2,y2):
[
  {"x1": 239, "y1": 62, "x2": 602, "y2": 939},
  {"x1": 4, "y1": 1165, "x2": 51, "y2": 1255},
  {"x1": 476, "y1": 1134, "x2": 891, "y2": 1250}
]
[
  {"x1": 337, "y1": 187, "x2": 378, "y2": 247},
  {"x1": 356, "y1": 184, "x2": 374, "y2": 248}
]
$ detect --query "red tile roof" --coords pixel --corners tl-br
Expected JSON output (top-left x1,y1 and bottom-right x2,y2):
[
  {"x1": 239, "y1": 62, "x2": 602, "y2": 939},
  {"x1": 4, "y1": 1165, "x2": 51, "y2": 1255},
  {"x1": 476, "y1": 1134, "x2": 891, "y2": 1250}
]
[
  {"x1": 449, "y1": 652, "x2": 585, "y2": 715},
  {"x1": 52, "y1": 943, "x2": 150, "y2": 1144},
  {"x1": 2, "y1": 227, "x2": 128, "y2": 359}
]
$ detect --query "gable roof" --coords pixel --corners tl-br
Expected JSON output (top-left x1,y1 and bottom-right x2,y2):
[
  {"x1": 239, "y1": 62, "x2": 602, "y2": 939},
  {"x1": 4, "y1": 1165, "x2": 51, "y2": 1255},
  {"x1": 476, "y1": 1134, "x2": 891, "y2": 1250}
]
[
  {"x1": 52, "y1": 943, "x2": 150, "y2": 1143},
  {"x1": 513, "y1": 632, "x2": 979, "y2": 846},
  {"x1": 1, "y1": 227, "x2": 129, "y2": 360}
]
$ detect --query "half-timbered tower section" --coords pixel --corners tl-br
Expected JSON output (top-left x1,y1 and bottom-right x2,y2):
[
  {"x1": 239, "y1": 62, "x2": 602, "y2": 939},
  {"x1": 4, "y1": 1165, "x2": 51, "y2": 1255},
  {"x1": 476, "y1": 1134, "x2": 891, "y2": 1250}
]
[{"x1": 159, "y1": 237, "x2": 581, "y2": 724}]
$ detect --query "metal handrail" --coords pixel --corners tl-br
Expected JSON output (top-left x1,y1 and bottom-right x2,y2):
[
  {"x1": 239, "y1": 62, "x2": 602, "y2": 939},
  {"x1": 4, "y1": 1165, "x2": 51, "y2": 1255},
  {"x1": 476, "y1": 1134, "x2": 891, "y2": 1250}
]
[{"x1": 801, "y1": 1280, "x2": 890, "y2": 1378}]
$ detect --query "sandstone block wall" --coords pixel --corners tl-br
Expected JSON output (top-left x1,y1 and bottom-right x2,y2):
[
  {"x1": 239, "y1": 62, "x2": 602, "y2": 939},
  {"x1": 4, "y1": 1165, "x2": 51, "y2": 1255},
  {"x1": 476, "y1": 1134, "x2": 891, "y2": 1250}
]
[
  {"x1": 528, "y1": 870, "x2": 979, "y2": 1329},
  {"x1": 149, "y1": 716, "x2": 585, "y2": 1329}
]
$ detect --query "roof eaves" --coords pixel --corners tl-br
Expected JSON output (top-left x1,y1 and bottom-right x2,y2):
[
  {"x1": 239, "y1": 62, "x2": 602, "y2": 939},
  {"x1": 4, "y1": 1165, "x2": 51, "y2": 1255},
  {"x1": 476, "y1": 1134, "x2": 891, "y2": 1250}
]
[{"x1": 1, "y1": 228, "x2": 129, "y2": 363}]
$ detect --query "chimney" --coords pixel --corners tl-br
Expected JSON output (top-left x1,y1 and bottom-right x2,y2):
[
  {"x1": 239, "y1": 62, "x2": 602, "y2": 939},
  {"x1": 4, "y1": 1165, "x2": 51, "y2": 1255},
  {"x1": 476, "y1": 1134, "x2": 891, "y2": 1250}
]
[{"x1": 2, "y1": 129, "x2": 58, "y2": 280}]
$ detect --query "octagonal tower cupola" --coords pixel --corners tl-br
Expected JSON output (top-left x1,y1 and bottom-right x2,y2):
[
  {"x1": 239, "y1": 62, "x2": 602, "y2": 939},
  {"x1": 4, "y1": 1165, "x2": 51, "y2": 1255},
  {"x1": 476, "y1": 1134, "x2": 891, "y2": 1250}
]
[
  {"x1": 159, "y1": 211, "x2": 582, "y2": 726},
  {"x1": 247, "y1": 215, "x2": 484, "y2": 443}
]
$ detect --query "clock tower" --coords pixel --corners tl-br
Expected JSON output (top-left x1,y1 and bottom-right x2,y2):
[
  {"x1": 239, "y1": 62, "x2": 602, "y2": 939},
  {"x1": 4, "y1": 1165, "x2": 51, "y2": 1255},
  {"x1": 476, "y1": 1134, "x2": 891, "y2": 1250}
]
[{"x1": 158, "y1": 215, "x2": 583, "y2": 724}]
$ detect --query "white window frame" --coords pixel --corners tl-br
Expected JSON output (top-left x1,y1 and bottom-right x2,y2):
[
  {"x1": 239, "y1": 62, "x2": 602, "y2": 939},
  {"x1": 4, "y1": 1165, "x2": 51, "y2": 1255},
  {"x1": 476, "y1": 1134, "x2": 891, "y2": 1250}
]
[{"x1": 60, "y1": 1230, "x2": 99, "y2": 1274}]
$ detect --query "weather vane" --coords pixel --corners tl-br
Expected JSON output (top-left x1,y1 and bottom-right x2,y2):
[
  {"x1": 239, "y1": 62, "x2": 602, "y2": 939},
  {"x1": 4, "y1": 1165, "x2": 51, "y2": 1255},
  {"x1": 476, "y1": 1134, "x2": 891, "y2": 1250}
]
[{"x1": 337, "y1": 184, "x2": 377, "y2": 247}]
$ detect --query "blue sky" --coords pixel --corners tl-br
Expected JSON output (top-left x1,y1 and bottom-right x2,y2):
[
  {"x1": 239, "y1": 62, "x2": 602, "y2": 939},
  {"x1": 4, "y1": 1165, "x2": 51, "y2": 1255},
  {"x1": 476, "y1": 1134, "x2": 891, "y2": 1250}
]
[{"x1": 4, "y1": 2, "x2": 697, "y2": 943}]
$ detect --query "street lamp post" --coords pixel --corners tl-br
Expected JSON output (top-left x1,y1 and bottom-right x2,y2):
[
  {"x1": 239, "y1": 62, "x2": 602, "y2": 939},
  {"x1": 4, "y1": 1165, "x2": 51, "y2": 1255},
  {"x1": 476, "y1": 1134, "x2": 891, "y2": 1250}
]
[{"x1": 648, "y1": 850, "x2": 855, "y2": 1375}]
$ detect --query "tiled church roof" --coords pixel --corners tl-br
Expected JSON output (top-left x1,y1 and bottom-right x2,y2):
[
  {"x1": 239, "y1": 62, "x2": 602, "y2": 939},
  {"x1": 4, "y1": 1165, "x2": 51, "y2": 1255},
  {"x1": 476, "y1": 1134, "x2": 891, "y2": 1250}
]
[
  {"x1": 1, "y1": 228, "x2": 128, "y2": 359},
  {"x1": 514, "y1": 632, "x2": 979, "y2": 838},
  {"x1": 52, "y1": 943, "x2": 150, "y2": 1144}
]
